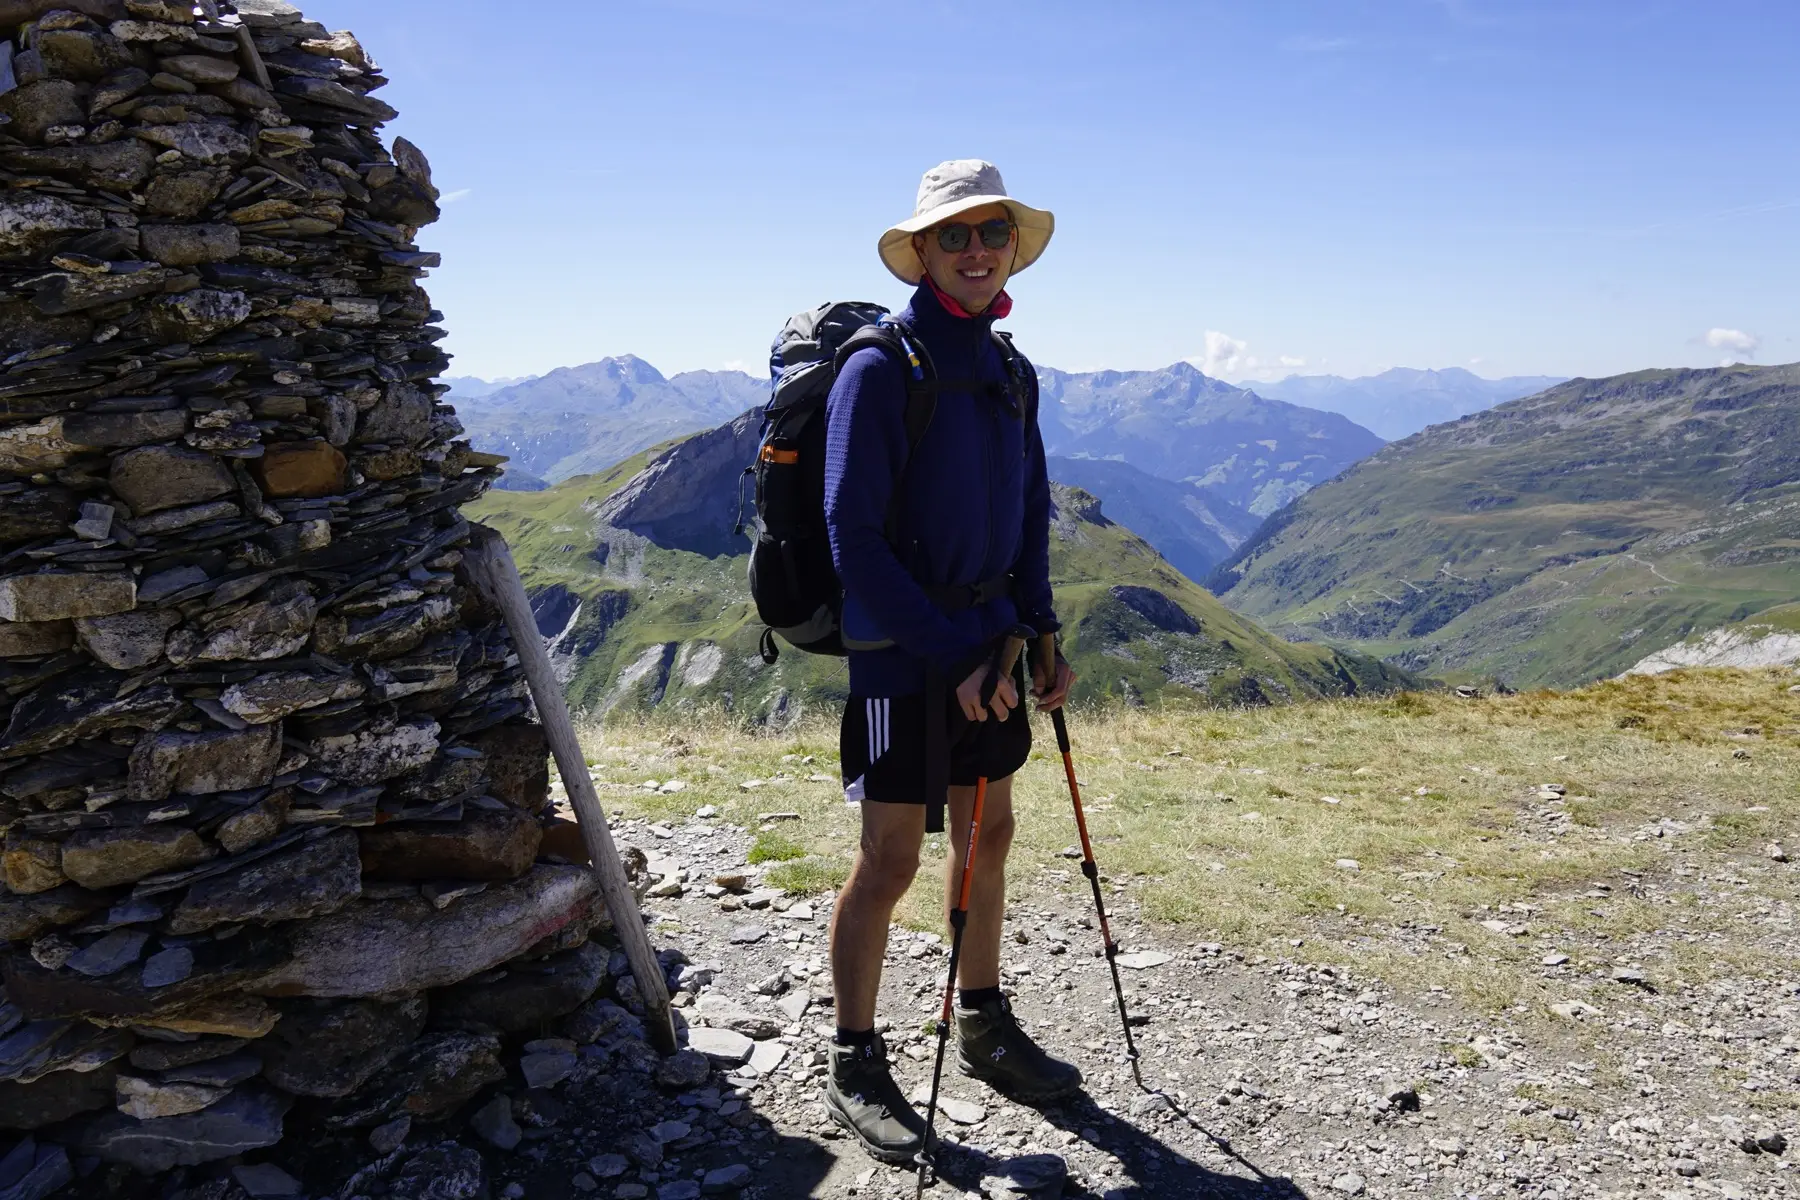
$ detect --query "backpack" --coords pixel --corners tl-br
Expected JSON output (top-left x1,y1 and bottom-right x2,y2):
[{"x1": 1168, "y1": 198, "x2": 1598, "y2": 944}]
[{"x1": 743, "y1": 300, "x2": 1036, "y2": 664}]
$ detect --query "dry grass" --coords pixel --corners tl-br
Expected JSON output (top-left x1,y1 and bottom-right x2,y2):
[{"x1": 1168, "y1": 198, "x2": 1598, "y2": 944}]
[{"x1": 573, "y1": 668, "x2": 1799, "y2": 1013}]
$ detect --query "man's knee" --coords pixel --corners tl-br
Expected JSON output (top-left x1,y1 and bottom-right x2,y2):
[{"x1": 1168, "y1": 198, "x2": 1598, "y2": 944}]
[
  {"x1": 959, "y1": 808, "x2": 1015, "y2": 874},
  {"x1": 980, "y1": 807, "x2": 1016, "y2": 857},
  {"x1": 853, "y1": 826, "x2": 921, "y2": 901}
]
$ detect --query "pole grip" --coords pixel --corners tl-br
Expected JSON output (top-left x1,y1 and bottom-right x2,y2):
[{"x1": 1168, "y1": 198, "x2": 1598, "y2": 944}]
[
  {"x1": 1051, "y1": 706, "x2": 1072, "y2": 755},
  {"x1": 977, "y1": 627, "x2": 1032, "y2": 710}
]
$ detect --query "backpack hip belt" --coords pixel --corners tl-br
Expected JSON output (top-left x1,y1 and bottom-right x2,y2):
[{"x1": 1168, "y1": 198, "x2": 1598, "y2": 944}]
[{"x1": 841, "y1": 572, "x2": 1017, "y2": 653}]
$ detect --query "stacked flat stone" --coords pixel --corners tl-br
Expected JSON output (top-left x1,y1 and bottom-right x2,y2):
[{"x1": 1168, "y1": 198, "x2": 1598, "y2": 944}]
[{"x1": 0, "y1": 0, "x2": 617, "y2": 1178}]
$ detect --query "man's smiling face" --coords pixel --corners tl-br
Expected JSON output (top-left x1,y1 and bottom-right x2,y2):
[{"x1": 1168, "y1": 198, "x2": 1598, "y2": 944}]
[{"x1": 913, "y1": 201, "x2": 1016, "y2": 315}]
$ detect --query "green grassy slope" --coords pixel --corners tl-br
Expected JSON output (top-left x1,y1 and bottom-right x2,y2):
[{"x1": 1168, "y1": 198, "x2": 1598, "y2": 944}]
[
  {"x1": 468, "y1": 437, "x2": 1410, "y2": 722},
  {"x1": 1208, "y1": 364, "x2": 1800, "y2": 687}
]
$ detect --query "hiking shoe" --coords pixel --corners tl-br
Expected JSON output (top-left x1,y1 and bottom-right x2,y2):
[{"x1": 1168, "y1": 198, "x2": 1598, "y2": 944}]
[
  {"x1": 956, "y1": 993, "x2": 1082, "y2": 1103},
  {"x1": 822, "y1": 1035, "x2": 926, "y2": 1165}
]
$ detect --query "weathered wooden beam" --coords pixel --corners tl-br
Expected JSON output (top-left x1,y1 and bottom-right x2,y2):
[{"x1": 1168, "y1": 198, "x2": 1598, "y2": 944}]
[{"x1": 463, "y1": 523, "x2": 677, "y2": 1055}]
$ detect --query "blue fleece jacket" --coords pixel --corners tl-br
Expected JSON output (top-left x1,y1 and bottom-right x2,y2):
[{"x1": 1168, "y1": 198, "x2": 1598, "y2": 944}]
[{"x1": 823, "y1": 282, "x2": 1058, "y2": 698}]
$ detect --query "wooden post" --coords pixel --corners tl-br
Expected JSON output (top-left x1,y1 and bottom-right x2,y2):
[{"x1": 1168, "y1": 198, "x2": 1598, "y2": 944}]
[{"x1": 463, "y1": 523, "x2": 677, "y2": 1054}]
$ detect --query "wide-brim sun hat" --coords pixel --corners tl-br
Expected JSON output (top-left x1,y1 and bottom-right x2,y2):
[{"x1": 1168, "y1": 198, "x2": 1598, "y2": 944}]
[{"x1": 878, "y1": 159, "x2": 1054, "y2": 285}]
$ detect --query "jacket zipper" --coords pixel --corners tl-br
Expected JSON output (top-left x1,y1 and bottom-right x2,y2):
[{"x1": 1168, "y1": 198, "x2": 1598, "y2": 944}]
[{"x1": 981, "y1": 389, "x2": 997, "y2": 576}]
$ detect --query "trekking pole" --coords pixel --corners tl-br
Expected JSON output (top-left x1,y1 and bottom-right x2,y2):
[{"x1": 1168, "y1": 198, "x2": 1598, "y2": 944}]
[
  {"x1": 1043, "y1": 672, "x2": 1286, "y2": 1177},
  {"x1": 1049, "y1": 704, "x2": 1146, "y2": 1091},
  {"x1": 915, "y1": 628, "x2": 1031, "y2": 1197}
]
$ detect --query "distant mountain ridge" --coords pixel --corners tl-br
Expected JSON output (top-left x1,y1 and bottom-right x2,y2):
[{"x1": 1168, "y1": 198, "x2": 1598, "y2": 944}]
[
  {"x1": 1210, "y1": 362, "x2": 1800, "y2": 687},
  {"x1": 1036, "y1": 361, "x2": 1385, "y2": 516},
  {"x1": 442, "y1": 375, "x2": 541, "y2": 402},
  {"x1": 1248, "y1": 367, "x2": 1566, "y2": 440},
  {"x1": 448, "y1": 353, "x2": 1394, "y2": 578},
  {"x1": 447, "y1": 357, "x2": 768, "y2": 483},
  {"x1": 448, "y1": 353, "x2": 1562, "y2": 585}
]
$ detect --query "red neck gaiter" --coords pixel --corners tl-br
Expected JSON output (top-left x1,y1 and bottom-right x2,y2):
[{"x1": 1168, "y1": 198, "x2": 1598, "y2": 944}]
[{"x1": 925, "y1": 273, "x2": 1013, "y2": 320}]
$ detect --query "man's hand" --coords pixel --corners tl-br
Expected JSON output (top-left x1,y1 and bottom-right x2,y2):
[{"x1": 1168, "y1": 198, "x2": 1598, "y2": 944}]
[
  {"x1": 1031, "y1": 635, "x2": 1076, "y2": 711},
  {"x1": 956, "y1": 661, "x2": 1018, "y2": 723}
]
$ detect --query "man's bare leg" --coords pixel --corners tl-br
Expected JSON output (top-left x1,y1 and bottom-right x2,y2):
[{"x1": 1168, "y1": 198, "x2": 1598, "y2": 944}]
[
  {"x1": 823, "y1": 799, "x2": 930, "y2": 1164},
  {"x1": 829, "y1": 799, "x2": 925, "y2": 1031},
  {"x1": 945, "y1": 775, "x2": 1015, "y2": 991}
]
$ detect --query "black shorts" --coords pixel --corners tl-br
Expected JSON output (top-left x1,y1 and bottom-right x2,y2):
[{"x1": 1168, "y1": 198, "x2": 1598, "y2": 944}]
[{"x1": 839, "y1": 671, "x2": 1033, "y2": 805}]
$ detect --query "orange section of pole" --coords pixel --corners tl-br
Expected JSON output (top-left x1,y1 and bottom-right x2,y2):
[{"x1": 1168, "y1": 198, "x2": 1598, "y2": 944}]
[{"x1": 938, "y1": 775, "x2": 988, "y2": 1022}]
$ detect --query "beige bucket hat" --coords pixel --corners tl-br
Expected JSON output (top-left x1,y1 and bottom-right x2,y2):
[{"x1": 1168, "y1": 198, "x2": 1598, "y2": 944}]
[{"x1": 878, "y1": 159, "x2": 1055, "y2": 285}]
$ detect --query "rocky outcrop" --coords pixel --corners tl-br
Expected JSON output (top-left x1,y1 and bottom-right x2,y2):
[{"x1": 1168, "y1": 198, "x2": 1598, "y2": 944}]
[
  {"x1": 1624, "y1": 607, "x2": 1800, "y2": 675},
  {"x1": 594, "y1": 410, "x2": 760, "y2": 557},
  {"x1": 1109, "y1": 585, "x2": 1202, "y2": 635}
]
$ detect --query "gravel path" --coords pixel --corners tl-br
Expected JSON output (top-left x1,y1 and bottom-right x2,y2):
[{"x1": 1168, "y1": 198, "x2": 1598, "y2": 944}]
[
  {"x1": 120, "y1": 806, "x2": 1789, "y2": 1200},
  {"x1": 484, "y1": 810, "x2": 1793, "y2": 1200}
]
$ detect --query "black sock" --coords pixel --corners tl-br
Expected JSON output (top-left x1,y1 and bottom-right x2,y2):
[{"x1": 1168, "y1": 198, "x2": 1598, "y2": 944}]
[
  {"x1": 958, "y1": 986, "x2": 1003, "y2": 1010},
  {"x1": 834, "y1": 1026, "x2": 876, "y2": 1048}
]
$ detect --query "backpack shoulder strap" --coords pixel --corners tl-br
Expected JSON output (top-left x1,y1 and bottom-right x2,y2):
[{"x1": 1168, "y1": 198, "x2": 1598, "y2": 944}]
[
  {"x1": 837, "y1": 320, "x2": 939, "y2": 455},
  {"x1": 992, "y1": 330, "x2": 1039, "y2": 436},
  {"x1": 835, "y1": 320, "x2": 941, "y2": 547}
]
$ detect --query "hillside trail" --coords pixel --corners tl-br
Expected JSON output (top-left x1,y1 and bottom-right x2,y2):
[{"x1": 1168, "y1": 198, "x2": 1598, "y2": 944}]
[
  {"x1": 1623, "y1": 554, "x2": 1685, "y2": 587},
  {"x1": 453, "y1": 810, "x2": 1795, "y2": 1200}
]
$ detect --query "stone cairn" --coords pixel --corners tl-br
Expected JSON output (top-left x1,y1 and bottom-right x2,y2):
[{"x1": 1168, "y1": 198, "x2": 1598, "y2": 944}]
[{"x1": 0, "y1": 0, "x2": 634, "y2": 1188}]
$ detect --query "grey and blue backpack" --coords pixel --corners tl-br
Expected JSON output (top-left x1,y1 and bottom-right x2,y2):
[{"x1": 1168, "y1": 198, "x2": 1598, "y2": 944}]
[{"x1": 744, "y1": 301, "x2": 1034, "y2": 663}]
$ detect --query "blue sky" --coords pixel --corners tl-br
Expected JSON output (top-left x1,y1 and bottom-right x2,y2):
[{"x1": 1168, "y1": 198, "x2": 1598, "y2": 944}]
[{"x1": 305, "y1": 0, "x2": 1798, "y2": 384}]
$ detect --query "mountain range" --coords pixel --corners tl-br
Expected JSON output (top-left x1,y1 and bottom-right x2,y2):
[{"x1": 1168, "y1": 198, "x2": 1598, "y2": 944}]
[
  {"x1": 445, "y1": 358, "x2": 766, "y2": 483},
  {"x1": 447, "y1": 353, "x2": 1441, "y2": 580},
  {"x1": 1208, "y1": 363, "x2": 1800, "y2": 687},
  {"x1": 441, "y1": 375, "x2": 538, "y2": 401},
  {"x1": 1248, "y1": 367, "x2": 1566, "y2": 440},
  {"x1": 464, "y1": 417, "x2": 1412, "y2": 718},
  {"x1": 447, "y1": 354, "x2": 1624, "y2": 597},
  {"x1": 1035, "y1": 362, "x2": 1385, "y2": 516}
]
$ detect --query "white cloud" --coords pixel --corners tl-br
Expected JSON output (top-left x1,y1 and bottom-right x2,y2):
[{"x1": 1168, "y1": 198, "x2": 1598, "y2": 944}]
[
  {"x1": 721, "y1": 359, "x2": 749, "y2": 373},
  {"x1": 1188, "y1": 332, "x2": 1308, "y2": 382},
  {"x1": 440, "y1": 188, "x2": 473, "y2": 205},
  {"x1": 1703, "y1": 327, "x2": 1759, "y2": 359},
  {"x1": 1195, "y1": 331, "x2": 1252, "y2": 378}
]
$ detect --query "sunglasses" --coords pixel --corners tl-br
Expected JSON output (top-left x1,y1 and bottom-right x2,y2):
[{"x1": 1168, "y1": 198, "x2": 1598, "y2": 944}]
[{"x1": 932, "y1": 218, "x2": 1014, "y2": 253}]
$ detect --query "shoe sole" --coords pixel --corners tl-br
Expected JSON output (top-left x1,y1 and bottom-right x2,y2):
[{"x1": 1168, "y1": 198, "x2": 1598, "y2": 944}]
[
  {"x1": 957, "y1": 1055, "x2": 1083, "y2": 1105},
  {"x1": 822, "y1": 1089, "x2": 922, "y2": 1166}
]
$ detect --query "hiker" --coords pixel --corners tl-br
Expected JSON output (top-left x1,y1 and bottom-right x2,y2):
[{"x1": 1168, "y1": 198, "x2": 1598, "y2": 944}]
[{"x1": 821, "y1": 160, "x2": 1080, "y2": 1164}]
